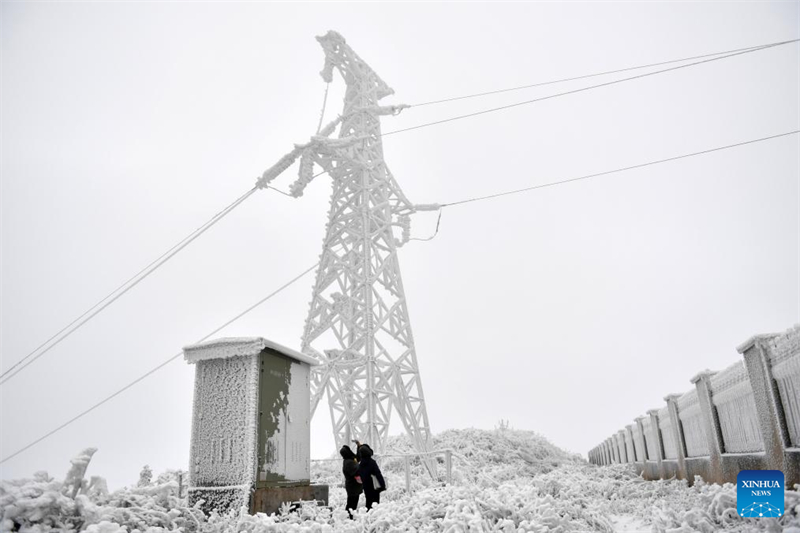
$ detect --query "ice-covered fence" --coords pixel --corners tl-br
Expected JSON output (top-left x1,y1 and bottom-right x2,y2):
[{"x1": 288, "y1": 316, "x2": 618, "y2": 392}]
[
  {"x1": 587, "y1": 324, "x2": 800, "y2": 486},
  {"x1": 767, "y1": 326, "x2": 800, "y2": 447},
  {"x1": 625, "y1": 425, "x2": 637, "y2": 462},
  {"x1": 658, "y1": 406, "x2": 678, "y2": 460},
  {"x1": 631, "y1": 422, "x2": 645, "y2": 462},
  {"x1": 708, "y1": 361, "x2": 763, "y2": 453},
  {"x1": 676, "y1": 389, "x2": 709, "y2": 458},
  {"x1": 641, "y1": 416, "x2": 658, "y2": 461}
]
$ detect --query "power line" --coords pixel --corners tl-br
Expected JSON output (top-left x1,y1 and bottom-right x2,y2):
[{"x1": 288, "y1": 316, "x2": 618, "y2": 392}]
[
  {"x1": 383, "y1": 39, "x2": 798, "y2": 137},
  {"x1": 0, "y1": 187, "x2": 257, "y2": 386},
  {"x1": 441, "y1": 131, "x2": 800, "y2": 207},
  {"x1": 4, "y1": 130, "x2": 796, "y2": 463},
  {"x1": 4, "y1": 37, "x2": 797, "y2": 459},
  {"x1": 0, "y1": 261, "x2": 319, "y2": 465},
  {"x1": 409, "y1": 39, "x2": 792, "y2": 108}
]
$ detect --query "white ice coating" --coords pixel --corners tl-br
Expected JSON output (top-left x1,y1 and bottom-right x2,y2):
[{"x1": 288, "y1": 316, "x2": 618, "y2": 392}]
[
  {"x1": 184, "y1": 337, "x2": 317, "y2": 367},
  {"x1": 708, "y1": 361, "x2": 763, "y2": 453},
  {"x1": 623, "y1": 426, "x2": 636, "y2": 462},
  {"x1": 631, "y1": 423, "x2": 645, "y2": 461},
  {"x1": 676, "y1": 389, "x2": 710, "y2": 457},
  {"x1": 21, "y1": 428, "x2": 795, "y2": 532},
  {"x1": 184, "y1": 337, "x2": 315, "y2": 513},
  {"x1": 768, "y1": 323, "x2": 800, "y2": 366},
  {"x1": 765, "y1": 324, "x2": 800, "y2": 447},
  {"x1": 641, "y1": 416, "x2": 658, "y2": 460},
  {"x1": 187, "y1": 351, "x2": 259, "y2": 511},
  {"x1": 657, "y1": 406, "x2": 678, "y2": 460}
]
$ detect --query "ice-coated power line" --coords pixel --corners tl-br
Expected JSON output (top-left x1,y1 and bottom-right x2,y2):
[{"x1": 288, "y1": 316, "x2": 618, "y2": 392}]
[
  {"x1": 0, "y1": 261, "x2": 320, "y2": 465},
  {"x1": 440, "y1": 131, "x2": 800, "y2": 207},
  {"x1": 383, "y1": 39, "x2": 798, "y2": 137},
  {"x1": 10, "y1": 35, "x2": 790, "y2": 388},
  {"x1": 0, "y1": 187, "x2": 258, "y2": 387},
  {"x1": 409, "y1": 39, "x2": 796, "y2": 107},
  {"x1": 3, "y1": 129, "x2": 795, "y2": 464}
]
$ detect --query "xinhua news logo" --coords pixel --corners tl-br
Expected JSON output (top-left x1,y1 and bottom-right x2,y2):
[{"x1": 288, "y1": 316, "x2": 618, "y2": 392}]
[{"x1": 737, "y1": 470, "x2": 784, "y2": 518}]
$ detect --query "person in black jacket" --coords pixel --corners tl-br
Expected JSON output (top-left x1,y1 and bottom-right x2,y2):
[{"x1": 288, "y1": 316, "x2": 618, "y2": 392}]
[
  {"x1": 340, "y1": 445, "x2": 362, "y2": 518},
  {"x1": 355, "y1": 442, "x2": 385, "y2": 510}
]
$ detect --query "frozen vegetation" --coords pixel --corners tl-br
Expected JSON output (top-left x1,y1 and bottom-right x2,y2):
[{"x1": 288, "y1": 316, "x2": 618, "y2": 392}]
[{"x1": 3, "y1": 428, "x2": 799, "y2": 532}]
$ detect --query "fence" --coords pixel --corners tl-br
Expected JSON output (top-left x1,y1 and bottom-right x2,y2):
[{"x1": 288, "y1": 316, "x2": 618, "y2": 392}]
[{"x1": 588, "y1": 325, "x2": 800, "y2": 486}]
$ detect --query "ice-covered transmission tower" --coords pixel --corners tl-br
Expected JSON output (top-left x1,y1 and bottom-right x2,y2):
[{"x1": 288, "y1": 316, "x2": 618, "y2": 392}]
[{"x1": 257, "y1": 31, "x2": 434, "y2": 458}]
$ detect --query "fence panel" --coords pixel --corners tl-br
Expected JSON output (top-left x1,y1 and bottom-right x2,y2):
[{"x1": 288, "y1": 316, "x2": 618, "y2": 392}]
[
  {"x1": 710, "y1": 361, "x2": 763, "y2": 453},
  {"x1": 624, "y1": 428, "x2": 635, "y2": 462},
  {"x1": 642, "y1": 416, "x2": 658, "y2": 460},
  {"x1": 658, "y1": 406, "x2": 677, "y2": 459},
  {"x1": 768, "y1": 327, "x2": 800, "y2": 447},
  {"x1": 677, "y1": 388, "x2": 709, "y2": 457}
]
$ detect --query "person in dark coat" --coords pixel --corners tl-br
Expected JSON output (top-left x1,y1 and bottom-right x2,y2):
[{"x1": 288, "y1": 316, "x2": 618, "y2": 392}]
[
  {"x1": 355, "y1": 442, "x2": 385, "y2": 510},
  {"x1": 340, "y1": 445, "x2": 362, "y2": 518}
]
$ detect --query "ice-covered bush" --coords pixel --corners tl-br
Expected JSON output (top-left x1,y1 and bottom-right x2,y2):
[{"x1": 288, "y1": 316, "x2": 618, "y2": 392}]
[
  {"x1": 0, "y1": 450, "x2": 203, "y2": 532},
  {"x1": 5, "y1": 429, "x2": 800, "y2": 532}
]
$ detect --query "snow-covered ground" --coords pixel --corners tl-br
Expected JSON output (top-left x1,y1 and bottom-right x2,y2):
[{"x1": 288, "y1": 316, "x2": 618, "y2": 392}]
[{"x1": 2, "y1": 428, "x2": 797, "y2": 532}]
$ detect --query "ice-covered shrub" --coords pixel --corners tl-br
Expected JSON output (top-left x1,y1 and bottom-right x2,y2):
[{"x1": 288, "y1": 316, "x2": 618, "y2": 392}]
[
  {"x1": 6, "y1": 429, "x2": 800, "y2": 531},
  {"x1": 0, "y1": 449, "x2": 203, "y2": 533}
]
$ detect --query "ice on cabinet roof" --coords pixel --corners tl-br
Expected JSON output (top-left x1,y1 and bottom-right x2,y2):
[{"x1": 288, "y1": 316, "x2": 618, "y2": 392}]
[{"x1": 183, "y1": 336, "x2": 318, "y2": 366}]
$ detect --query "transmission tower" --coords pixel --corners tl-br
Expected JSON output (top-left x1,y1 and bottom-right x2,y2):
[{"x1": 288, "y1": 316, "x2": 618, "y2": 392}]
[{"x1": 260, "y1": 31, "x2": 434, "y2": 460}]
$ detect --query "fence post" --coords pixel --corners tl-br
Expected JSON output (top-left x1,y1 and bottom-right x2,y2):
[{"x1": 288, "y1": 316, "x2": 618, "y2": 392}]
[
  {"x1": 445, "y1": 449, "x2": 452, "y2": 484},
  {"x1": 624, "y1": 425, "x2": 636, "y2": 462},
  {"x1": 610, "y1": 436, "x2": 619, "y2": 464},
  {"x1": 647, "y1": 409, "x2": 665, "y2": 478},
  {"x1": 617, "y1": 430, "x2": 628, "y2": 463},
  {"x1": 634, "y1": 416, "x2": 649, "y2": 462},
  {"x1": 738, "y1": 335, "x2": 790, "y2": 478},
  {"x1": 626, "y1": 425, "x2": 639, "y2": 463},
  {"x1": 177, "y1": 472, "x2": 183, "y2": 499},
  {"x1": 664, "y1": 394, "x2": 688, "y2": 481},
  {"x1": 691, "y1": 370, "x2": 724, "y2": 484},
  {"x1": 404, "y1": 456, "x2": 412, "y2": 493}
]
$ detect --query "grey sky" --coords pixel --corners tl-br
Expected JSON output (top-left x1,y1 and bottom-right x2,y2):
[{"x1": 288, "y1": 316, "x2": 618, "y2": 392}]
[{"x1": 1, "y1": 1, "x2": 798, "y2": 489}]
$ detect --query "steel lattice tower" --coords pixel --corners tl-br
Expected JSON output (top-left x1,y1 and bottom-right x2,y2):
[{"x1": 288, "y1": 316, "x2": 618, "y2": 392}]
[{"x1": 265, "y1": 31, "x2": 434, "y2": 459}]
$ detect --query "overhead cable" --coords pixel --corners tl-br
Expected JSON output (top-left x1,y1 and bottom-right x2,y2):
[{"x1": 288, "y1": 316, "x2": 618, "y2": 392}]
[
  {"x1": 410, "y1": 39, "x2": 796, "y2": 107},
  {"x1": 383, "y1": 39, "x2": 798, "y2": 137},
  {"x1": 0, "y1": 187, "x2": 257, "y2": 386}
]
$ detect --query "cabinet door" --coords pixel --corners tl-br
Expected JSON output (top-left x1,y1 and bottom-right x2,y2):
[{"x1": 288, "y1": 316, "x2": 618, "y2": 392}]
[{"x1": 257, "y1": 353, "x2": 291, "y2": 486}]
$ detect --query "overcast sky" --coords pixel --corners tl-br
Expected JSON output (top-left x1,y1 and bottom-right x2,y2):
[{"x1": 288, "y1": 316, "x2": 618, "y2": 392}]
[{"x1": 1, "y1": 1, "x2": 798, "y2": 489}]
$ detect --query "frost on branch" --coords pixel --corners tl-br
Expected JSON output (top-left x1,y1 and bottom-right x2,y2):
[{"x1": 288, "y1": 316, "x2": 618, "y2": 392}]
[
  {"x1": 137, "y1": 465, "x2": 153, "y2": 487},
  {"x1": 63, "y1": 447, "x2": 97, "y2": 498}
]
